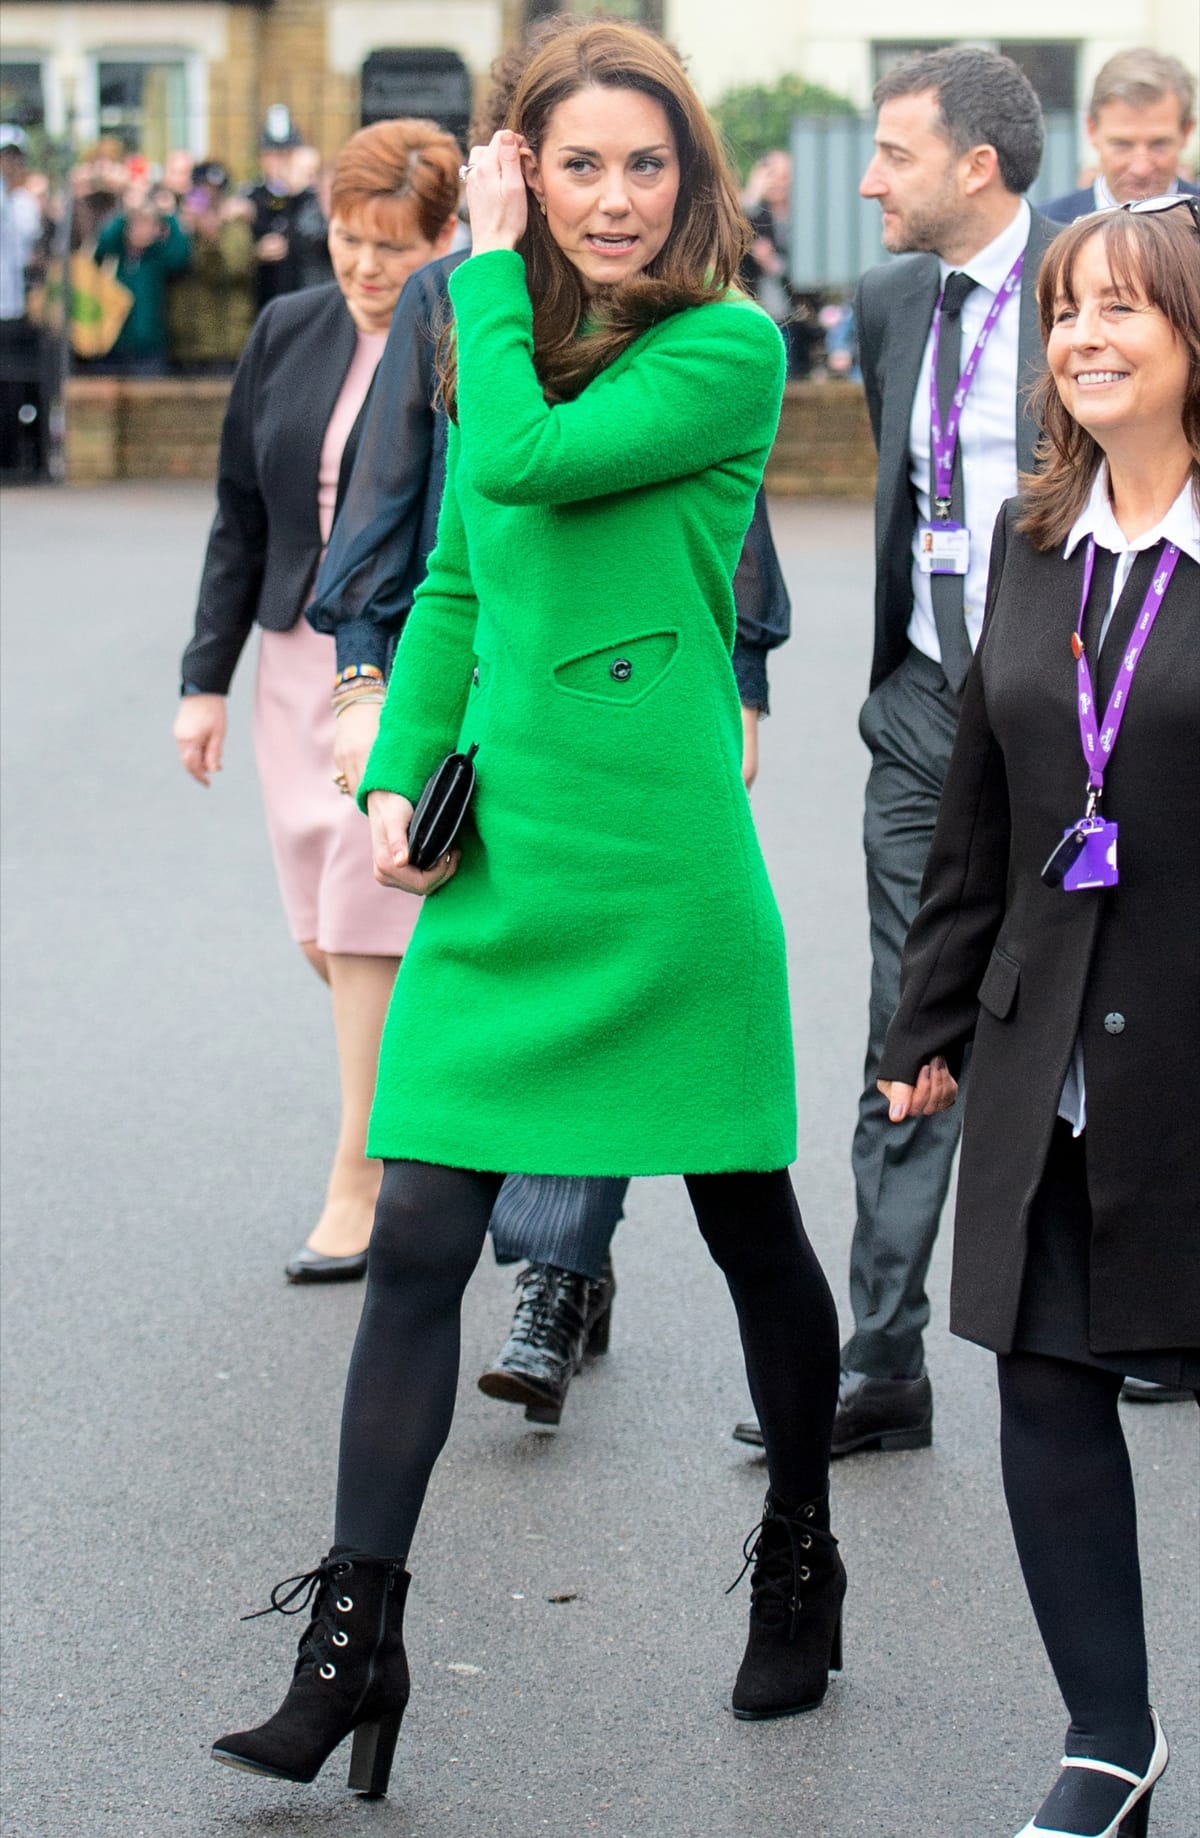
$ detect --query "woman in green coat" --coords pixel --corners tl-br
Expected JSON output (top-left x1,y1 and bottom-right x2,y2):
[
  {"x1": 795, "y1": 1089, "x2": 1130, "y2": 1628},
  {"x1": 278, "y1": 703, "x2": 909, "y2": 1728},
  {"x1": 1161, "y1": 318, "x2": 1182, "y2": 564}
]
[{"x1": 213, "y1": 21, "x2": 842, "y2": 1795}]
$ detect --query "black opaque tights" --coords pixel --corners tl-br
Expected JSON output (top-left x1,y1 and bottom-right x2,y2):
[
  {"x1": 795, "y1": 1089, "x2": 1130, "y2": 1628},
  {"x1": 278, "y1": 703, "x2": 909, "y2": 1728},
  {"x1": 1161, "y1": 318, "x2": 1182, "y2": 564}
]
[
  {"x1": 997, "y1": 1351, "x2": 1157, "y2": 1778},
  {"x1": 334, "y1": 1161, "x2": 840, "y2": 1556}
]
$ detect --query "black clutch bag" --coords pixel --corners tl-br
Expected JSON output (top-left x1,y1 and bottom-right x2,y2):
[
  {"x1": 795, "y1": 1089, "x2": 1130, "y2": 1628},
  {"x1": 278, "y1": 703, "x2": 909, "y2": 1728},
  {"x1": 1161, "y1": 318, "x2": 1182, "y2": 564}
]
[{"x1": 407, "y1": 743, "x2": 478, "y2": 871}]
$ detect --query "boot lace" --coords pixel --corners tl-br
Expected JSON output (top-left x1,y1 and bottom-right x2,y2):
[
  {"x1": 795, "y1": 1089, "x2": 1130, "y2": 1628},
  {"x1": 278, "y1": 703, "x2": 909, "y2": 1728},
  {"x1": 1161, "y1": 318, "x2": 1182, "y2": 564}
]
[
  {"x1": 726, "y1": 1511, "x2": 819, "y2": 1641},
  {"x1": 510, "y1": 1264, "x2": 588, "y2": 1361},
  {"x1": 240, "y1": 1555, "x2": 353, "y2": 1622}
]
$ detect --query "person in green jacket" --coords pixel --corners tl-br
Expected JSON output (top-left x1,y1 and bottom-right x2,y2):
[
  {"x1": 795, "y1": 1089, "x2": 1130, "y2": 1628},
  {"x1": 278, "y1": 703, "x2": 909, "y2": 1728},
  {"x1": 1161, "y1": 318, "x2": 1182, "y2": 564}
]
[
  {"x1": 212, "y1": 21, "x2": 843, "y2": 1795},
  {"x1": 92, "y1": 194, "x2": 189, "y2": 374}
]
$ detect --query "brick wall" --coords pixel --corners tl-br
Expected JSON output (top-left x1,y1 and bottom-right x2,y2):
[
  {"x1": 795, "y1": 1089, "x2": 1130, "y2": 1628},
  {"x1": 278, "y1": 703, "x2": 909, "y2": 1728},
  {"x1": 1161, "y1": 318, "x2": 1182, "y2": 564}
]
[{"x1": 64, "y1": 377, "x2": 878, "y2": 499}]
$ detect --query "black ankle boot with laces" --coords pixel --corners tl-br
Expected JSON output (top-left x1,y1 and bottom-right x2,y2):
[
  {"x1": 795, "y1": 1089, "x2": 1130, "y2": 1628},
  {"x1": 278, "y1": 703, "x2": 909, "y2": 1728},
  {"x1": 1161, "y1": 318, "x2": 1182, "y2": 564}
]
[
  {"x1": 212, "y1": 1549, "x2": 411, "y2": 1795},
  {"x1": 729, "y1": 1489, "x2": 846, "y2": 1719},
  {"x1": 478, "y1": 1256, "x2": 615, "y2": 1424}
]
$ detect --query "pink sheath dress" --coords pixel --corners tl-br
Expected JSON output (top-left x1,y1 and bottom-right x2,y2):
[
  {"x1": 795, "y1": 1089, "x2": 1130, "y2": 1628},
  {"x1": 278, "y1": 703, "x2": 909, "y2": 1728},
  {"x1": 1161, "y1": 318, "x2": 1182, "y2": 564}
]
[{"x1": 253, "y1": 329, "x2": 421, "y2": 957}]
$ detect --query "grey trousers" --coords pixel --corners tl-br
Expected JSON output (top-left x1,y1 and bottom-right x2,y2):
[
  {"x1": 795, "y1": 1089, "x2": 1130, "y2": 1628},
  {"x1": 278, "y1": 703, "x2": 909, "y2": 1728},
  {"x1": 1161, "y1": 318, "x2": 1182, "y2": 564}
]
[
  {"x1": 489, "y1": 1175, "x2": 628, "y2": 1281},
  {"x1": 843, "y1": 648, "x2": 967, "y2": 1380}
]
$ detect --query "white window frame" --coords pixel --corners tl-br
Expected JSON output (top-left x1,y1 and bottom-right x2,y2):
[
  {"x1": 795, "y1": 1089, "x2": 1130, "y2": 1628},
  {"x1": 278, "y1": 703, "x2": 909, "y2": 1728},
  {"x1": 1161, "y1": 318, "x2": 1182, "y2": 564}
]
[{"x1": 81, "y1": 47, "x2": 207, "y2": 157}]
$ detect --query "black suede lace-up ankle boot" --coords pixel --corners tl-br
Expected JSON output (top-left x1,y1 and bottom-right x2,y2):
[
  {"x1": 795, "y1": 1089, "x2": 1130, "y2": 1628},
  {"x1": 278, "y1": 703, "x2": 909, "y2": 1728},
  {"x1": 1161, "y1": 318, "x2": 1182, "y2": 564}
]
[
  {"x1": 729, "y1": 1490, "x2": 846, "y2": 1720},
  {"x1": 477, "y1": 1256, "x2": 615, "y2": 1424},
  {"x1": 212, "y1": 1549, "x2": 411, "y2": 1795}
]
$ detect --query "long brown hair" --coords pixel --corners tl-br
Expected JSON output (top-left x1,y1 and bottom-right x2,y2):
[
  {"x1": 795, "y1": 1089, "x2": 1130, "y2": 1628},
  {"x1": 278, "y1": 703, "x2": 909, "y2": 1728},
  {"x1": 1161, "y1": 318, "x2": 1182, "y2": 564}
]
[
  {"x1": 439, "y1": 17, "x2": 750, "y2": 414},
  {"x1": 330, "y1": 118, "x2": 461, "y2": 244},
  {"x1": 1019, "y1": 207, "x2": 1200, "y2": 550}
]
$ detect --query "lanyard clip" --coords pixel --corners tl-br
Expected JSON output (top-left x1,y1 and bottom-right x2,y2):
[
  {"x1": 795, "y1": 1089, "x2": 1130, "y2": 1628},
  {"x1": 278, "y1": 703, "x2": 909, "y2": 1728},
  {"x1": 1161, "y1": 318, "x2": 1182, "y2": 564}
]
[
  {"x1": 933, "y1": 497, "x2": 952, "y2": 522},
  {"x1": 1085, "y1": 784, "x2": 1102, "y2": 819}
]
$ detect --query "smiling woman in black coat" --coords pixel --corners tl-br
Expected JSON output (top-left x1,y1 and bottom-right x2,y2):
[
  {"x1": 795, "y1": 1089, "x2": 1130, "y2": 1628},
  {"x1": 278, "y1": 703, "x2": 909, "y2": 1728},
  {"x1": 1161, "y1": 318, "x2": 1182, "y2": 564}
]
[{"x1": 879, "y1": 202, "x2": 1199, "y2": 1838}]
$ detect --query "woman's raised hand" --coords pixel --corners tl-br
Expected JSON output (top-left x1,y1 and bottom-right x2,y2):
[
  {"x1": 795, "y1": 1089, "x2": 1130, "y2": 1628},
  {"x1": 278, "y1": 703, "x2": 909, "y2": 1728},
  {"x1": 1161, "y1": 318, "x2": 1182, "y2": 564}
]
[
  {"x1": 174, "y1": 693, "x2": 227, "y2": 787},
  {"x1": 366, "y1": 789, "x2": 460, "y2": 895},
  {"x1": 878, "y1": 1057, "x2": 958, "y2": 1121},
  {"x1": 463, "y1": 130, "x2": 532, "y2": 258}
]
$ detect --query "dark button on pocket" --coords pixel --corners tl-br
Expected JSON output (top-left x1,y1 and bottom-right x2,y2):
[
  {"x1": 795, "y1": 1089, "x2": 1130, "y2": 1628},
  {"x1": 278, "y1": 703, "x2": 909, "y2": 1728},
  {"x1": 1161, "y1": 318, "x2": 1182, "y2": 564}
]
[
  {"x1": 610, "y1": 658, "x2": 633, "y2": 682},
  {"x1": 1104, "y1": 1012, "x2": 1125, "y2": 1035}
]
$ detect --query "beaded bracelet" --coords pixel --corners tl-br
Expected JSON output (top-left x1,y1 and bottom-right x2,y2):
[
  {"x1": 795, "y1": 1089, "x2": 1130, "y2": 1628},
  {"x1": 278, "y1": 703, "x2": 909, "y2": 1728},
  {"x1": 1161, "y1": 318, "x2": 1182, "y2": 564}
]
[{"x1": 332, "y1": 664, "x2": 385, "y2": 690}]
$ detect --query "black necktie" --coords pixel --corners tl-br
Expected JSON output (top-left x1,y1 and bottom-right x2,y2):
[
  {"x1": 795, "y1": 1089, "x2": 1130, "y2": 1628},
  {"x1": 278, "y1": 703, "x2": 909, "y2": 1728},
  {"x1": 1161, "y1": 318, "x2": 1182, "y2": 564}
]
[{"x1": 930, "y1": 270, "x2": 979, "y2": 694}]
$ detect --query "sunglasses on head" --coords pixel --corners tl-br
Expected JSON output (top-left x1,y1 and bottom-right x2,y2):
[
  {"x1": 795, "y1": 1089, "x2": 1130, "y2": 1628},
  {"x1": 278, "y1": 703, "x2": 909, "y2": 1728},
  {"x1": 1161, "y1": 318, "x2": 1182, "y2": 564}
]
[{"x1": 1119, "y1": 193, "x2": 1200, "y2": 232}]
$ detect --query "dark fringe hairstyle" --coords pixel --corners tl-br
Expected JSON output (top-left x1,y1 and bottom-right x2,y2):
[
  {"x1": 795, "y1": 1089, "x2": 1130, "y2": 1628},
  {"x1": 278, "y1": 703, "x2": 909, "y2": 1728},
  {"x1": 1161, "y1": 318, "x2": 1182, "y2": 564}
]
[
  {"x1": 438, "y1": 16, "x2": 750, "y2": 415},
  {"x1": 1018, "y1": 208, "x2": 1200, "y2": 551}
]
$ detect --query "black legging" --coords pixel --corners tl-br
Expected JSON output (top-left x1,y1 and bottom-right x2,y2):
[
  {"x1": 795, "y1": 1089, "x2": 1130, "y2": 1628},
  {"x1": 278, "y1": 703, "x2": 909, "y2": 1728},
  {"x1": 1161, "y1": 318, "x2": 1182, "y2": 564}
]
[
  {"x1": 335, "y1": 1161, "x2": 839, "y2": 1556},
  {"x1": 997, "y1": 1350, "x2": 1182, "y2": 1777}
]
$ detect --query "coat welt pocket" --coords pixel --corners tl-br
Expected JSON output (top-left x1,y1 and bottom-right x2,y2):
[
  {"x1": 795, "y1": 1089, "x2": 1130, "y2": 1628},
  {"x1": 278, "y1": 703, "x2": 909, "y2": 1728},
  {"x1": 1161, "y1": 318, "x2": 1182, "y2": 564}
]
[
  {"x1": 978, "y1": 946, "x2": 1020, "y2": 1021},
  {"x1": 552, "y1": 629, "x2": 680, "y2": 707}
]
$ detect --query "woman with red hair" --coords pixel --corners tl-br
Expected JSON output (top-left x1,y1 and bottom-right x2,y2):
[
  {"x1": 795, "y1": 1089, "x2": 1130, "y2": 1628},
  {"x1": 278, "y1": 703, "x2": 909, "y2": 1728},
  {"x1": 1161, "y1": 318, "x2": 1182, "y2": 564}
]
[{"x1": 174, "y1": 121, "x2": 461, "y2": 1281}]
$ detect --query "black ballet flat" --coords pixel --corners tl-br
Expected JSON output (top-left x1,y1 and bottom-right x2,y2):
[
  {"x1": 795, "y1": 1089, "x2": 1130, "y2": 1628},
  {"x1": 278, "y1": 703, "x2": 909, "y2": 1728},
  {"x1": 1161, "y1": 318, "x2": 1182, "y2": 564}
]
[{"x1": 284, "y1": 1246, "x2": 369, "y2": 1284}]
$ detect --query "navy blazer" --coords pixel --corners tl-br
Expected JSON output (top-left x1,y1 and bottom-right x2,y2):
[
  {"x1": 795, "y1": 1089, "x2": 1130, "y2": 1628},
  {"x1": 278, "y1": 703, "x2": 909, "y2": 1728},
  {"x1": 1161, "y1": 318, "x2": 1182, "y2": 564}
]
[
  {"x1": 1040, "y1": 177, "x2": 1200, "y2": 225},
  {"x1": 181, "y1": 284, "x2": 366, "y2": 694},
  {"x1": 854, "y1": 208, "x2": 1061, "y2": 692},
  {"x1": 307, "y1": 255, "x2": 792, "y2": 709}
]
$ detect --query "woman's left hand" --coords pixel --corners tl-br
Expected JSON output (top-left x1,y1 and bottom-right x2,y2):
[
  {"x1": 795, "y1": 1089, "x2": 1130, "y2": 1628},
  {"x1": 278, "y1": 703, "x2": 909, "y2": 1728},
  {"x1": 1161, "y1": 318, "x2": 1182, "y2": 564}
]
[
  {"x1": 464, "y1": 130, "x2": 532, "y2": 257},
  {"x1": 878, "y1": 1057, "x2": 958, "y2": 1121}
]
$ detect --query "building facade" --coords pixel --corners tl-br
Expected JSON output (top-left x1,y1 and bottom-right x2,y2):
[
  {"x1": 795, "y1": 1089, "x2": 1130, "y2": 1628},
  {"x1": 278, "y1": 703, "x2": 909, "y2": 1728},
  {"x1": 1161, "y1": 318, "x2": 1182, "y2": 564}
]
[{"x1": 1, "y1": 1, "x2": 1195, "y2": 176}]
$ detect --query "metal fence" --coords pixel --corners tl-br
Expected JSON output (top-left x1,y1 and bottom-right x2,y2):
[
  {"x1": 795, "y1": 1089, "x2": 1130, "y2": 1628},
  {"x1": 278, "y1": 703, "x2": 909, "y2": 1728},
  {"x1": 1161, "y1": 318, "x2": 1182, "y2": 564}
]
[{"x1": 788, "y1": 111, "x2": 1079, "y2": 292}]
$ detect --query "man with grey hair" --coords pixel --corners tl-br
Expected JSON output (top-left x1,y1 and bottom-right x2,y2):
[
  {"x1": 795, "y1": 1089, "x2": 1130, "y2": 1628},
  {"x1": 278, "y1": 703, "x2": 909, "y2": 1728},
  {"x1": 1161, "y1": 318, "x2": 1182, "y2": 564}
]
[
  {"x1": 1043, "y1": 47, "x2": 1198, "y2": 221},
  {"x1": 735, "y1": 46, "x2": 1059, "y2": 1456}
]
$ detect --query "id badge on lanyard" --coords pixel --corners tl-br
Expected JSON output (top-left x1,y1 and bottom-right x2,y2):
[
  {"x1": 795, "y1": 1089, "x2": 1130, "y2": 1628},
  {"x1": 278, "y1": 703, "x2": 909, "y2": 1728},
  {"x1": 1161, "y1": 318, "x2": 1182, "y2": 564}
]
[
  {"x1": 919, "y1": 254, "x2": 1024, "y2": 577},
  {"x1": 1040, "y1": 536, "x2": 1181, "y2": 892}
]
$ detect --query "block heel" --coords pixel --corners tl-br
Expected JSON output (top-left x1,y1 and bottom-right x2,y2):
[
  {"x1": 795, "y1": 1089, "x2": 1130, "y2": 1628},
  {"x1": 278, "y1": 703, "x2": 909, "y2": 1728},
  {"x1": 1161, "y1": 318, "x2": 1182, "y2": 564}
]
[{"x1": 348, "y1": 1709, "x2": 404, "y2": 1797}]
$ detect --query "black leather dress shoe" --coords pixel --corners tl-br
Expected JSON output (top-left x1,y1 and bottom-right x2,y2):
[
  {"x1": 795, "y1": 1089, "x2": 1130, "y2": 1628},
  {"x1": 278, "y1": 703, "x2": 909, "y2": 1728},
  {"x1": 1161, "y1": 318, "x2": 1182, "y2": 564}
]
[
  {"x1": 831, "y1": 1368, "x2": 933, "y2": 1457},
  {"x1": 478, "y1": 1258, "x2": 615, "y2": 1425},
  {"x1": 732, "y1": 1416, "x2": 765, "y2": 1448},
  {"x1": 1119, "y1": 1376, "x2": 1194, "y2": 1403},
  {"x1": 284, "y1": 1246, "x2": 369, "y2": 1284}
]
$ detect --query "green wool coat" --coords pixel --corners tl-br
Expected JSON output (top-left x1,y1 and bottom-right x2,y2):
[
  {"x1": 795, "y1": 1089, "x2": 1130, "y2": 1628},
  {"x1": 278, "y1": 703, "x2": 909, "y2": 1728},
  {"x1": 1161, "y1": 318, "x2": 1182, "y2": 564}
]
[{"x1": 359, "y1": 249, "x2": 794, "y2": 1175}]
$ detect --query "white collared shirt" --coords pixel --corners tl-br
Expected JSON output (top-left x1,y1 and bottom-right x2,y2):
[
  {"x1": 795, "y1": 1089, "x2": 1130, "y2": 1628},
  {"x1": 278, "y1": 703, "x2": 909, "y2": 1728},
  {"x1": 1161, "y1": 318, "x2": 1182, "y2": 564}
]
[
  {"x1": 1093, "y1": 173, "x2": 1182, "y2": 212},
  {"x1": 907, "y1": 199, "x2": 1032, "y2": 665},
  {"x1": 1057, "y1": 464, "x2": 1200, "y2": 1133}
]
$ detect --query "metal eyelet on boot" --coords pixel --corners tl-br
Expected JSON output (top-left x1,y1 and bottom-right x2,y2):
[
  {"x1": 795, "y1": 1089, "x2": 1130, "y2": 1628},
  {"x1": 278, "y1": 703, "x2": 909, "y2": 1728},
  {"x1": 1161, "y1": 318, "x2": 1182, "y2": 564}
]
[
  {"x1": 336, "y1": 1595, "x2": 353, "y2": 1612},
  {"x1": 332, "y1": 1630, "x2": 349, "y2": 1647},
  {"x1": 799, "y1": 1566, "x2": 810, "y2": 1581},
  {"x1": 800, "y1": 1534, "x2": 812, "y2": 1550},
  {"x1": 319, "y1": 1663, "x2": 336, "y2": 1680}
]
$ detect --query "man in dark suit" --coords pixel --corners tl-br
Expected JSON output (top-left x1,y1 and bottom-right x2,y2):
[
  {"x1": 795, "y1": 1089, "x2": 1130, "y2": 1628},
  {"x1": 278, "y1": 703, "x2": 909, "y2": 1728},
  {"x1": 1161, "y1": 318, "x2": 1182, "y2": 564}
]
[
  {"x1": 734, "y1": 46, "x2": 1058, "y2": 1457},
  {"x1": 1041, "y1": 47, "x2": 1197, "y2": 224},
  {"x1": 734, "y1": 48, "x2": 1065, "y2": 1462}
]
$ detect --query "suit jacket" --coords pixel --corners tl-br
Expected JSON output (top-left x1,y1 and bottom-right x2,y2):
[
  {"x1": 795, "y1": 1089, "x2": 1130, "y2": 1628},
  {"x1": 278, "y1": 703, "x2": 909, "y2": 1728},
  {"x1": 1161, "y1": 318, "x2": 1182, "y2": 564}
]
[
  {"x1": 880, "y1": 500, "x2": 1200, "y2": 1355},
  {"x1": 307, "y1": 255, "x2": 792, "y2": 709},
  {"x1": 855, "y1": 209, "x2": 1060, "y2": 691},
  {"x1": 1040, "y1": 177, "x2": 1200, "y2": 226},
  {"x1": 181, "y1": 284, "x2": 365, "y2": 694}
]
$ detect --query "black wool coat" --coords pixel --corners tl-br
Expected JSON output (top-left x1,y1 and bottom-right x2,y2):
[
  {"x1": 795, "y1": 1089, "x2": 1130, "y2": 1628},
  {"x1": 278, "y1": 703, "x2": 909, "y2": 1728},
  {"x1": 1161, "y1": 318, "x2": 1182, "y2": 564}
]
[
  {"x1": 880, "y1": 499, "x2": 1200, "y2": 1356},
  {"x1": 181, "y1": 284, "x2": 365, "y2": 694}
]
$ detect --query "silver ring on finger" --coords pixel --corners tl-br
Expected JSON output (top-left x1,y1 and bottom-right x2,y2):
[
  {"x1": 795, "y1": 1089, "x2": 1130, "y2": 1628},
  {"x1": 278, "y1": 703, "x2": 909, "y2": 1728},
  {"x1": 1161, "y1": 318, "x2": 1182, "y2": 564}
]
[{"x1": 458, "y1": 164, "x2": 473, "y2": 181}]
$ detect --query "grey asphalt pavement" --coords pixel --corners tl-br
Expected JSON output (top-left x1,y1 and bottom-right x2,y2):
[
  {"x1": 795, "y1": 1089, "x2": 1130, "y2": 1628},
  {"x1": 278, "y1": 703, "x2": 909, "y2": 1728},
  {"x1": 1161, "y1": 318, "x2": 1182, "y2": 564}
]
[{"x1": 1, "y1": 484, "x2": 1196, "y2": 1838}]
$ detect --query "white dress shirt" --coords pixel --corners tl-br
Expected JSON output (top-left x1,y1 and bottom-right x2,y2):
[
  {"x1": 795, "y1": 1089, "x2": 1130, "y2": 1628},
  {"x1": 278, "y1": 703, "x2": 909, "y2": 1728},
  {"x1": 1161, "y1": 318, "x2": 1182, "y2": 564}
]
[
  {"x1": 907, "y1": 199, "x2": 1031, "y2": 664},
  {"x1": 1056, "y1": 464, "x2": 1200, "y2": 1133},
  {"x1": 1093, "y1": 173, "x2": 1183, "y2": 211}
]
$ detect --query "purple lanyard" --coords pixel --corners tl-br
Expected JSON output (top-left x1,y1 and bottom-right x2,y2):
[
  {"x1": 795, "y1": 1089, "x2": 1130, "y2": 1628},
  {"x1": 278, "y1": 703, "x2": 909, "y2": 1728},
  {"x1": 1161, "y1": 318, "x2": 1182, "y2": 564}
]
[
  {"x1": 928, "y1": 252, "x2": 1024, "y2": 518},
  {"x1": 1074, "y1": 535, "x2": 1180, "y2": 808}
]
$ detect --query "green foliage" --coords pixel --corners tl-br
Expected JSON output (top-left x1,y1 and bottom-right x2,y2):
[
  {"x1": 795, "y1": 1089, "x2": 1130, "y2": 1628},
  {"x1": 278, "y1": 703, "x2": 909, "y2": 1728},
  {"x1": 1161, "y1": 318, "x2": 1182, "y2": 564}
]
[{"x1": 711, "y1": 73, "x2": 856, "y2": 178}]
